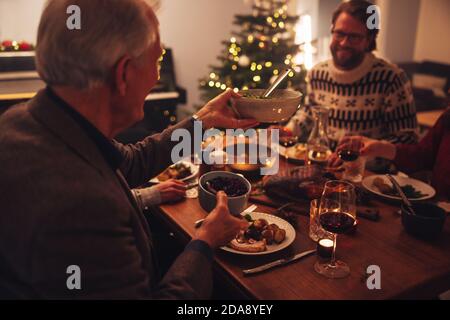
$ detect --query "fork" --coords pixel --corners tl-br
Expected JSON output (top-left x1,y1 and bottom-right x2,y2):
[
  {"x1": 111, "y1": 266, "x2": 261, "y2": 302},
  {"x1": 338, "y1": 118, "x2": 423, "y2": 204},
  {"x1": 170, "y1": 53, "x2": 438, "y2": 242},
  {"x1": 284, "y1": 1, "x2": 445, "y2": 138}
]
[{"x1": 194, "y1": 204, "x2": 258, "y2": 228}]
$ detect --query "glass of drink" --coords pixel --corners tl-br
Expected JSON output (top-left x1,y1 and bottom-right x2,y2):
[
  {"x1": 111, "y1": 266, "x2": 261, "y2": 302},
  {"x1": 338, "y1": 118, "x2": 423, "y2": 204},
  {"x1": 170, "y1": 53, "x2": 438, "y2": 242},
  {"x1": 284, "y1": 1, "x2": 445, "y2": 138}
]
[
  {"x1": 314, "y1": 180, "x2": 356, "y2": 279},
  {"x1": 338, "y1": 137, "x2": 366, "y2": 183},
  {"x1": 278, "y1": 126, "x2": 298, "y2": 176},
  {"x1": 306, "y1": 106, "x2": 331, "y2": 167},
  {"x1": 309, "y1": 199, "x2": 332, "y2": 242}
]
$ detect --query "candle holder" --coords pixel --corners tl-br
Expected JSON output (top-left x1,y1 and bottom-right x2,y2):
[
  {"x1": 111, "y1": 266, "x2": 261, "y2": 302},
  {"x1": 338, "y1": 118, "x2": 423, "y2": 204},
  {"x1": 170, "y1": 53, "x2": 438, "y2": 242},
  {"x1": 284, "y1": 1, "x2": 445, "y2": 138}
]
[{"x1": 317, "y1": 238, "x2": 334, "y2": 259}]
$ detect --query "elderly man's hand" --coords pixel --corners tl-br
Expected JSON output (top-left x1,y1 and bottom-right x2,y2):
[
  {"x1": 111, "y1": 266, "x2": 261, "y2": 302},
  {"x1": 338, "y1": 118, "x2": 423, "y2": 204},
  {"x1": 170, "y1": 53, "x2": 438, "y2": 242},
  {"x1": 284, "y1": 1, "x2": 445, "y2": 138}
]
[
  {"x1": 194, "y1": 89, "x2": 259, "y2": 130},
  {"x1": 194, "y1": 191, "x2": 248, "y2": 249}
]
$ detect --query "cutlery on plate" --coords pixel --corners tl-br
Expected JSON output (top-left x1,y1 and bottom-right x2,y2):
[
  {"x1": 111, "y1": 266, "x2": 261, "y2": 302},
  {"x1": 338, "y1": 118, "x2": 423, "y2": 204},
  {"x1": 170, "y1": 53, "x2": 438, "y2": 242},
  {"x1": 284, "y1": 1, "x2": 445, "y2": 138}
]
[
  {"x1": 385, "y1": 174, "x2": 415, "y2": 215},
  {"x1": 194, "y1": 204, "x2": 258, "y2": 229},
  {"x1": 243, "y1": 249, "x2": 316, "y2": 275}
]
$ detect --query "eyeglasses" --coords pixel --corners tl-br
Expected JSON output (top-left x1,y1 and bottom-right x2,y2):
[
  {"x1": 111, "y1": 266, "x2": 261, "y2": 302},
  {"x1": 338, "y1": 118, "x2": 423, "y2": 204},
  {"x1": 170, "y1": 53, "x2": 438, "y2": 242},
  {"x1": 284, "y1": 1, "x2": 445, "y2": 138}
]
[{"x1": 331, "y1": 31, "x2": 366, "y2": 45}]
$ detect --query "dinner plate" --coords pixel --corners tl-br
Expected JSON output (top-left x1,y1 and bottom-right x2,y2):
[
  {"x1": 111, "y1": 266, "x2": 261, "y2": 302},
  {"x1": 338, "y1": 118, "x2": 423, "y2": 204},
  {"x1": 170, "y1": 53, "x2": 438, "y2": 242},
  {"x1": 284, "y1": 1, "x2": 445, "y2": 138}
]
[
  {"x1": 221, "y1": 212, "x2": 296, "y2": 255},
  {"x1": 279, "y1": 143, "x2": 307, "y2": 164},
  {"x1": 362, "y1": 175, "x2": 436, "y2": 201},
  {"x1": 149, "y1": 160, "x2": 199, "y2": 183}
]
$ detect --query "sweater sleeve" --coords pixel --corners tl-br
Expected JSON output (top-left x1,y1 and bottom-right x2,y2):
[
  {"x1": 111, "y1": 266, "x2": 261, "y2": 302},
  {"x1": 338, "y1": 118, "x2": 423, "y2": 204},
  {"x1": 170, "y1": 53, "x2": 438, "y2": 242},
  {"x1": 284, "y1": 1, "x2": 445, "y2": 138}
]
[
  {"x1": 382, "y1": 70, "x2": 419, "y2": 144},
  {"x1": 394, "y1": 110, "x2": 446, "y2": 173}
]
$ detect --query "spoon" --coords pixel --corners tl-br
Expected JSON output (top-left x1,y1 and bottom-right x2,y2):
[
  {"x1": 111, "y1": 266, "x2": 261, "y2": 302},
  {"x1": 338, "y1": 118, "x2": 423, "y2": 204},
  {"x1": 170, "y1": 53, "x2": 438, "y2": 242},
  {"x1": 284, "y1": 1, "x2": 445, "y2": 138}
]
[
  {"x1": 261, "y1": 68, "x2": 293, "y2": 98},
  {"x1": 386, "y1": 174, "x2": 415, "y2": 215}
]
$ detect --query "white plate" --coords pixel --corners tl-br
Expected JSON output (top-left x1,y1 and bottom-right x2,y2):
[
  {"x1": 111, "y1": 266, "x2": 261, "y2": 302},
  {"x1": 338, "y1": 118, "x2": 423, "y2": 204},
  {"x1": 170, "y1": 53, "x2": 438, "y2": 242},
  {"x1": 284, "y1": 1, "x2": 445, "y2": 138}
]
[
  {"x1": 149, "y1": 160, "x2": 199, "y2": 183},
  {"x1": 362, "y1": 175, "x2": 436, "y2": 201},
  {"x1": 221, "y1": 212, "x2": 296, "y2": 256},
  {"x1": 279, "y1": 144, "x2": 307, "y2": 164}
]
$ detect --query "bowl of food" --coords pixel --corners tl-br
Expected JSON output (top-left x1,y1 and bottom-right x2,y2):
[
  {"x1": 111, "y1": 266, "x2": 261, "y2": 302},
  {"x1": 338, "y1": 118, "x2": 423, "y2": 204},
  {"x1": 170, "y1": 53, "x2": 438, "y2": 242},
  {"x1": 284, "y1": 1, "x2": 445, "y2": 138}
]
[
  {"x1": 198, "y1": 171, "x2": 251, "y2": 215},
  {"x1": 233, "y1": 89, "x2": 302, "y2": 123},
  {"x1": 401, "y1": 203, "x2": 446, "y2": 239}
]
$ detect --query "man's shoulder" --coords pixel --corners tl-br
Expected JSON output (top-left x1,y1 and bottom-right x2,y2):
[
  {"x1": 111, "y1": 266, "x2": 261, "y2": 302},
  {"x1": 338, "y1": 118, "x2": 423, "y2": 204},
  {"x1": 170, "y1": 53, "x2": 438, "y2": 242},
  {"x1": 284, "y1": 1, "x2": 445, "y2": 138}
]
[
  {"x1": 0, "y1": 102, "x2": 31, "y2": 126},
  {"x1": 307, "y1": 60, "x2": 333, "y2": 80},
  {"x1": 310, "y1": 60, "x2": 333, "y2": 72},
  {"x1": 371, "y1": 55, "x2": 406, "y2": 77}
]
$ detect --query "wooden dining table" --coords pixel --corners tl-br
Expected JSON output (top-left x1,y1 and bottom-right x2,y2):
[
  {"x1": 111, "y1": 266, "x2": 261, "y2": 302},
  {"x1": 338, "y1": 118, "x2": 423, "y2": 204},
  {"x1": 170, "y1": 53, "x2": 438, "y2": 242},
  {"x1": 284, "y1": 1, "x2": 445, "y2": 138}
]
[{"x1": 151, "y1": 160, "x2": 450, "y2": 300}]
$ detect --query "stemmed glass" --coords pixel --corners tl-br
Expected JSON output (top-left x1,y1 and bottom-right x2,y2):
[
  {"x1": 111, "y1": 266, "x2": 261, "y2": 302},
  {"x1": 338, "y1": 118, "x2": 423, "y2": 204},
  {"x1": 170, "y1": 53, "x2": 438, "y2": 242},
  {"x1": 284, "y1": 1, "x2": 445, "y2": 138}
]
[
  {"x1": 337, "y1": 136, "x2": 365, "y2": 183},
  {"x1": 337, "y1": 137, "x2": 361, "y2": 162},
  {"x1": 278, "y1": 125, "x2": 299, "y2": 176},
  {"x1": 314, "y1": 180, "x2": 356, "y2": 279}
]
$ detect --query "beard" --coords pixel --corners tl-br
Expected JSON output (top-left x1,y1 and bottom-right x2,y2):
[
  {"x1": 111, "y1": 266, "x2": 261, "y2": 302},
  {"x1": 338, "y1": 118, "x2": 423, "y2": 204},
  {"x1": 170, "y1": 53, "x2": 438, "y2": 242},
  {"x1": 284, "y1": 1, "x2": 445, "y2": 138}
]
[{"x1": 331, "y1": 45, "x2": 366, "y2": 70}]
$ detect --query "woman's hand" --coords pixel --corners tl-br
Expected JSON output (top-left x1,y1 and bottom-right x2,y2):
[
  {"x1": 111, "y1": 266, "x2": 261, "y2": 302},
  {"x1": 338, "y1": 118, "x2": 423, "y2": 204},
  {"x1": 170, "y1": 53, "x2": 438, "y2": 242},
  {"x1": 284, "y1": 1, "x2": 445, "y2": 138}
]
[
  {"x1": 328, "y1": 136, "x2": 397, "y2": 167},
  {"x1": 194, "y1": 89, "x2": 259, "y2": 130},
  {"x1": 153, "y1": 179, "x2": 187, "y2": 204}
]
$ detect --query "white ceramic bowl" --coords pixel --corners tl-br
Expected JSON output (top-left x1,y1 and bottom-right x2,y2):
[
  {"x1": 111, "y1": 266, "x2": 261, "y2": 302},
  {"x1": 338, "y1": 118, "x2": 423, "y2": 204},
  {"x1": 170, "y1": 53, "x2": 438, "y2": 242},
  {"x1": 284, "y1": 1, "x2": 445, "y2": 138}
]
[
  {"x1": 234, "y1": 89, "x2": 302, "y2": 123},
  {"x1": 198, "y1": 171, "x2": 252, "y2": 215}
]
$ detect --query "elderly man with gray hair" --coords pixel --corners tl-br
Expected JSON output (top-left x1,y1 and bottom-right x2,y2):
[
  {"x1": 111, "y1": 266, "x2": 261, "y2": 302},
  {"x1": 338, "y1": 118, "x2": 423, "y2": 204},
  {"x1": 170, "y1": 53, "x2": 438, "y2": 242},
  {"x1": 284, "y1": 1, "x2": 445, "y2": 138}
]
[{"x1": 0, "y1": 0, "x2": 257, "y2": 299}]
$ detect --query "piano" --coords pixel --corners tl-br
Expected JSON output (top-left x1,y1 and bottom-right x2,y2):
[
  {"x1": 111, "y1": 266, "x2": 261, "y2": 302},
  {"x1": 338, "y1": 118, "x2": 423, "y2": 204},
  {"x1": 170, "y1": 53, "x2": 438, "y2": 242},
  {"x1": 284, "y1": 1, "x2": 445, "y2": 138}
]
[{"x1": 0, "y1": 49, "x2": 187, "y2": 142}]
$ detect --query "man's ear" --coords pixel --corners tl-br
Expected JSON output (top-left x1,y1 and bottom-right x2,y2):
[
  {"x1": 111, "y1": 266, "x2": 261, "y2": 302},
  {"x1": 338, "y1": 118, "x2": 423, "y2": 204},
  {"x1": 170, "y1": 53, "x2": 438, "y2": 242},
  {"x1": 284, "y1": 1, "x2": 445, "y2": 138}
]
[{"x1": 114, "y1": 55, "x2": 131, "y2": 96}]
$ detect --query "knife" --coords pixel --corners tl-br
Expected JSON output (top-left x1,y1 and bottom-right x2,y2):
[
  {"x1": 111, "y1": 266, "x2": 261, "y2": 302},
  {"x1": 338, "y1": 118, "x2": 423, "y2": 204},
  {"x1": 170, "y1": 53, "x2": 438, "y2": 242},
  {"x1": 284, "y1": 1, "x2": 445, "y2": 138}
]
[{"x1": 243, "y1": 249, "x2": 316, "y2": 276}]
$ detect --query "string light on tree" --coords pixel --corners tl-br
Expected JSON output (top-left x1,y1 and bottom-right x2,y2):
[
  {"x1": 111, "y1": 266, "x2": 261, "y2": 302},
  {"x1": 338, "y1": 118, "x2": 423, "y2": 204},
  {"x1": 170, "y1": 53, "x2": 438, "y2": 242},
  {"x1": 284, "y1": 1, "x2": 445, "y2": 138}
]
[
  {"x1": 238, "y1": 55, "x2": 250, "y2": 68},
  {"x1": 199, "y1": 0, "x2": 307, "y2": 102}
]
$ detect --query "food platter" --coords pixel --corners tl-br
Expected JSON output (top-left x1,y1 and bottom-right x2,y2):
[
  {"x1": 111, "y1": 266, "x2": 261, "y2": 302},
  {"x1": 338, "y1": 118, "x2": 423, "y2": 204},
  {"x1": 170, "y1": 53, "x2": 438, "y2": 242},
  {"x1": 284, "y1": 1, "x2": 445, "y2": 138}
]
[
  {"x1": 279, "y1": 143, "x2": 307, "y2": 164},
  {"x1": 362, "y1": 175, "x2": 436, "y2": 201},
  {"x1": 221, "y1": 212, "x2": 296, "y2": 256},
  {"x1": 149, "y1": 160, "x2": 199, "y2": 183}
]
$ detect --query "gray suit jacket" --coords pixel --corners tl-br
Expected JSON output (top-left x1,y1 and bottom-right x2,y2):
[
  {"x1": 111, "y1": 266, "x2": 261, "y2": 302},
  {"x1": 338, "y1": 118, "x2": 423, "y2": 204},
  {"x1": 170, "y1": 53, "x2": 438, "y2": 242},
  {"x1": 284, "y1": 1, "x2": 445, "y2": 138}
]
[{"x1": 0, "y1": 90, "x2": 212, "y2": 299}]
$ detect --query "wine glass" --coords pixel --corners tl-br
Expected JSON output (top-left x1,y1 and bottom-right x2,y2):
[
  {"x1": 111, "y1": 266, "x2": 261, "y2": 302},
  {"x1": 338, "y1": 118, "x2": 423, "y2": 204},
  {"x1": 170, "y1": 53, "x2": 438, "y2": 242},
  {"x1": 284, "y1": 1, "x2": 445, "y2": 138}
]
[
  {"x1": 278, "y1": 126, "x2": 299, "y2": 176},
  {"x1": 337, "y1": 137, "x2": 365, "y2": 183},
  {"x1": 314, "y1": 180, "x2": 356, "y2": 279},
  {"x1": 337, "y1": 137, "x2": 361, "y2": 162}
]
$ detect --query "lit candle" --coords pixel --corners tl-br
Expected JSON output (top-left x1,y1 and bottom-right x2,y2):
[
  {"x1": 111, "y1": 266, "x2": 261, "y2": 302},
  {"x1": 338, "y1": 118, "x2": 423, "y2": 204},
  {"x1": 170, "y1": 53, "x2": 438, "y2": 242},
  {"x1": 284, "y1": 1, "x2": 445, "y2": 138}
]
[{"x1": 317, "y1": 238, "x2": 334, "y2": 259}]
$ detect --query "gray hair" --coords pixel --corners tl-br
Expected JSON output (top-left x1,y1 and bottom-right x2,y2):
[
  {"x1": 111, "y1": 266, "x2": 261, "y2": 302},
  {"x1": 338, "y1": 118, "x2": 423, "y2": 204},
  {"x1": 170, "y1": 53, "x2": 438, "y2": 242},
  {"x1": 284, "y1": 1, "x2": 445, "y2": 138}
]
[{"x1": 35, "y1": 0, "x2": 159, "y2": 90}]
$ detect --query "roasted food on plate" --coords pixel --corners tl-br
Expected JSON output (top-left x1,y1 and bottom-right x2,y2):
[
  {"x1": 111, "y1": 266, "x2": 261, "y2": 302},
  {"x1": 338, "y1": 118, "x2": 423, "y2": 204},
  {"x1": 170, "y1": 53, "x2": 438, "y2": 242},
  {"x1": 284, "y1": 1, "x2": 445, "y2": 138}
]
[
  {"x1": 229, "y1": 217, "x2": 286, "y2": 253},
  {"x1": 263, "y1": 165, "x2": 336, "y2": 201},
  {"x1": 157, "y1": 162, "x2": 192, "y2": 182},
  {"x1": 286, "y1": 143, "x2": 307, "y2": 161},
  {"x1": 372, "y1": 177, "x2": 427, "y2": 199}
]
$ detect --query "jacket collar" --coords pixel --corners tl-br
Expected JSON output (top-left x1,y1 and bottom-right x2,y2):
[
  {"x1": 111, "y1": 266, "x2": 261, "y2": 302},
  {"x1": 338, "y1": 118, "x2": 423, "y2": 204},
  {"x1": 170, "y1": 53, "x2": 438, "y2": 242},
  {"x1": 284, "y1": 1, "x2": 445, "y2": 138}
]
[{"x1": 28, "y1": 89, "x2": 114, "y2": 179}]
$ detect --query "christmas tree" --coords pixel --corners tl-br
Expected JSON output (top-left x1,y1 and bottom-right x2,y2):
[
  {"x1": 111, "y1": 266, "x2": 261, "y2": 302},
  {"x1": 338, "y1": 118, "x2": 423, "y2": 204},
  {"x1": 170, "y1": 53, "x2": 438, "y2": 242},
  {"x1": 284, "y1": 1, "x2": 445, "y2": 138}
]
[{"x1": 199, "y1": 0, "x2": 307, "y2": 103}]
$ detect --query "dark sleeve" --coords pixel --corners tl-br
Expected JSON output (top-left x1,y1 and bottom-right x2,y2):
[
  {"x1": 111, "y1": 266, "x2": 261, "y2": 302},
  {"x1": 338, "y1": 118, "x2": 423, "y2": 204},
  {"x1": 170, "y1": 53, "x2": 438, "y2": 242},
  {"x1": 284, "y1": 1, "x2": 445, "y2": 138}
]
[
  {"x1": 394, "y1": 111, "x2": 447, "y2": 173},
  {"x1": 154, "y1": 240, "x2": 214, "y2": 300},
  {"x1": 113, "y1": 118, "x2": 196, "y2": 188},
  {"x1": 30, "y1": 194, "x2": 154, "y2": 299},
  {"x1": 30, "y1": 194, "x2": 213, "y2": 300}
]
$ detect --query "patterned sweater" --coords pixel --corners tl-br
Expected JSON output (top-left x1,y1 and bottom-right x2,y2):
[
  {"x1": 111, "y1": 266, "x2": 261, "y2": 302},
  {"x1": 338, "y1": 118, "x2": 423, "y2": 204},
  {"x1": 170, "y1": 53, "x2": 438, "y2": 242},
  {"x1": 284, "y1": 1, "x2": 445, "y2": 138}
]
[{"x1": 293, "y1": 53, "x2": 418, "y2": 147}]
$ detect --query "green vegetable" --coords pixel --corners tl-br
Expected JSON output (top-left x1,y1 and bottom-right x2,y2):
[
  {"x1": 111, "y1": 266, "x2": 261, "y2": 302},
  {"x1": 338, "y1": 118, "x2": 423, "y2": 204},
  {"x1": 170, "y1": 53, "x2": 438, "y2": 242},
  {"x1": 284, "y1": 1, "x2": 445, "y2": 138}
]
[
  {"x1": 387, "y1": 184, "x2": 427, "y2": 199},
  {"x1": 242, "y1": 92, "x2": 273, "y2": 99},
  {"x1": 244, "y1": 214, "x2": 254, "y2": 222}
]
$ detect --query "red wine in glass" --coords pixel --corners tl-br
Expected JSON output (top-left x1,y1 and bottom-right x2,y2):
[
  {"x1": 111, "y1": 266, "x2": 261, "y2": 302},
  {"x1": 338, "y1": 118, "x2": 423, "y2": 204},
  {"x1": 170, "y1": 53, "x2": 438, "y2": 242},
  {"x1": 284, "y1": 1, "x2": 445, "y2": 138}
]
[
  {"x1": 338, "y1": 150, "x2": 360, "y2": 162},
  {"x1": 279, "y1": 136, "x2": 298, "y2": 148},
  {"x1": 319, "y1": 211, "x2": 356, "y2": 234},
  {"x1": 279, "y1": 127, "x2": 298, "y2": 148}
]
